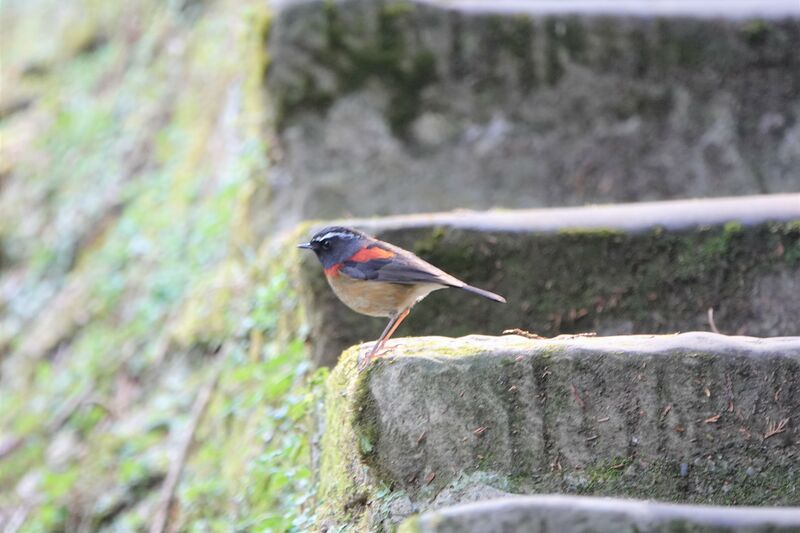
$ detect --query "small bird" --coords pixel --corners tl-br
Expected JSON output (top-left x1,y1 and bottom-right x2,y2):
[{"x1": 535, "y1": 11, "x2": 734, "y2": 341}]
[{"x1": 299, "y1": 226, "x2": 506, "y2": 368}]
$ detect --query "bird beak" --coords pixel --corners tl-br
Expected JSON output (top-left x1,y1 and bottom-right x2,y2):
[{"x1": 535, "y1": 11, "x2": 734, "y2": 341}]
[{"x1": 297, "y1": 242, "x2": 313, "y2": 249}]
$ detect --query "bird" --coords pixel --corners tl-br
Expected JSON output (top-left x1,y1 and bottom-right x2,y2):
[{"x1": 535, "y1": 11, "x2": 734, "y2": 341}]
[{"x1": 298, "y1": 226, "x2": 506, "y2": 369}]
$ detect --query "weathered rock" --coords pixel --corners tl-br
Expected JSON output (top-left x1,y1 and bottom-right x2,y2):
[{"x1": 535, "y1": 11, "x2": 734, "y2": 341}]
[
  {"x1": 296, "y1": 194, "x2": 800, "y2": 367},
  {"x1": 318, "y1": 333, "x2": 800, "y2": 529},
  {"x1": 267, "y1": 0, "x2": 800, "y2": 227},
  {"x1": 400, "y1": 495, "x2": 800, "y2": 533}
]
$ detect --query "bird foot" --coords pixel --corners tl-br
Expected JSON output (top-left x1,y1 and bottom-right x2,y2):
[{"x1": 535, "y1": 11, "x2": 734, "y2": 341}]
[{"x1": 357, "y1": 344, "x2": 397, "y2": 372}]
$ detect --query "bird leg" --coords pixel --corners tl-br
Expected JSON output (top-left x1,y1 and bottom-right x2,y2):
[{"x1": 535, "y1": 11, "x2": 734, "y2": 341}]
[{"x1": 359, "y1": 307, "x2": 411, "y2": 370}]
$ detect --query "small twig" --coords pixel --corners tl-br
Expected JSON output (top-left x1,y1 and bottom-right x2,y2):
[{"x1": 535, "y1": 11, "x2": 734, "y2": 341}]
[
  {"x1": 0, "y1": 389, "x2": 98, "y2": 462},
  {"x1": 707, "y1": 308, "x2": 720, "y2": 334},
  {"x1": 502, "y1": 328, "x2": 545, "y2": 339},
  {"x1": 725, "y1": 374, "x2": 734, "y2": 413},
  {"x1": 703, "y1": 414, "x2": 721, "y2": 424},
  {"x1": 150, "y1": 369, "x2": 221, "y2": 533},
  {"x1": 83, "y1": 397, "x2": 118, "y2": 419},
  {"x1": 51, "y1": 389, "x2": 94, "y2": 431},
  {"x1": 570, "y1": 383, "x2": 586, "y2": 409},
  {"x1": 764, "y1": 417, "x2": 789, "y2": 440},
  {"x1": 0, "y1": 435, "x2": 24, "y2": 460},
  {"x1": 502, "y1": 329, "x2": 597, "y2": 340},
  {"x1": 4, "y1": 505, "x2": 30, "y2": 533}
]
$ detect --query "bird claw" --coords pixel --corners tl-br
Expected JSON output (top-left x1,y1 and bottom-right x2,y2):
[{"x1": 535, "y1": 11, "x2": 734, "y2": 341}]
[{"x1": 357, "y1": 344, "x2": 396, "y2": 372}]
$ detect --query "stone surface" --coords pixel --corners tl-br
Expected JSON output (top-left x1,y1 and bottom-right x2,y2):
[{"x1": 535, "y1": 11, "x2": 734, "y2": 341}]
[
  {"x1": 400, "y1": 495, "x2": 800, "y2": 533},
  {"x1": 295, "y1": 195, "x2": 800, "y2": 367},
  {"x1": 267, "y1": 0, "x2": 800, "y2": 228},
  {"x1": 318, "y1": 333, "x2": 800, "y2": 530}
]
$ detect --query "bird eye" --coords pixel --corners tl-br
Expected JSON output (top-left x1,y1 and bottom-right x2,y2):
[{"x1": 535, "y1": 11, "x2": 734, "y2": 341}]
[{"x1": 322, "y1": 240, "x2": 331, "y2": 250}]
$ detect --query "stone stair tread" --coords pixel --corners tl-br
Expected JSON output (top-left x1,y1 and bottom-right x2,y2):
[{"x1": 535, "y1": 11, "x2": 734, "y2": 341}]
[
  {"x1": 317, "y1": 193, "x2": 800, "y2": 234},
  {"x1": 297, "y1": 194, "x2": 800, "y2": 367},
  {"x1": 317, "y1": 332, "x2": 800, "y2": 528},
  {"x1": 269, "y1": 0, "x2": 800, "y2": 223},
  {"x1": 401, "y1": 494, "x2": 800, "y2": 533}
]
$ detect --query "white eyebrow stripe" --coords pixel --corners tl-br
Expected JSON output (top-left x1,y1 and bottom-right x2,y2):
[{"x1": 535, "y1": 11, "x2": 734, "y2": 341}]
[{"x1": 314, "y1": 231, "x2": 356, "y2": 242}]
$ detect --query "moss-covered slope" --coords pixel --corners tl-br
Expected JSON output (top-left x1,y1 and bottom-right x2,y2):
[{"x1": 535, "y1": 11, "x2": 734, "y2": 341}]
[{"x1": 1, "y1": 1, "x2": 318, "y2": 530}]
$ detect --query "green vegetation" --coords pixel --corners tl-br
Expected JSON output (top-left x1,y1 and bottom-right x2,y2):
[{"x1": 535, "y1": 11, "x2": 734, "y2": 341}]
[
  {"x1": 317, "y1": 348, "x2": 378, "y2": 529},
  {"x1": 1, "y1": 0, "x2": 322, "y2": 530}
]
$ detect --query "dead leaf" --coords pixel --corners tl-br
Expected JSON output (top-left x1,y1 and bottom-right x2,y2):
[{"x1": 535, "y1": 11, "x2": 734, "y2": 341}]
[{"x1": 764, "y1": 417, "x2": 789, "y2": 439}]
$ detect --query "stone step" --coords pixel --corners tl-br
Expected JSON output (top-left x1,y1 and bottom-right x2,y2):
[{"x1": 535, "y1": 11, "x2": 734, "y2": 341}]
[
  {"x1": 399, "y1": 495, "x2": 800, "y2": 533},
  {"x1": 268, "y1": 0, "x2": 800, "y2": 225},
  {"x1": 296, "y1": 194, "x2": 800, "y2": 367},
  {"x1": 316, "y1": 333, "x2": 800, "y2": 530}
]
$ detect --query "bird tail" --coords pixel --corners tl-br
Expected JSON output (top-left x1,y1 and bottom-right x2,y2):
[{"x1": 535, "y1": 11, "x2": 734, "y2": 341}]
[{"x1": 460, "y1": 284, "x2": 506, "y2": 303}]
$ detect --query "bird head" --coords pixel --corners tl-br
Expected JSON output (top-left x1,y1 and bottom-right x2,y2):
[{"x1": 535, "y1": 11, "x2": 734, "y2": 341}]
[{"x1": 298, "y1": 226, "x2": 370, "y2": 270}]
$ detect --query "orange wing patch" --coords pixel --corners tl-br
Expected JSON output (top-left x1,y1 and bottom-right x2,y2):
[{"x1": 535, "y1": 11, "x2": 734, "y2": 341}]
[{"x1": 349, "y1": 245, "x2": 395, "y2": 263}]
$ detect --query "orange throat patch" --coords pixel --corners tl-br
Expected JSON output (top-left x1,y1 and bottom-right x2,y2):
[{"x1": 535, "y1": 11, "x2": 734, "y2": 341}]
[{"x1": 324, "y1": 263, "x2": 342, "y2": 276}]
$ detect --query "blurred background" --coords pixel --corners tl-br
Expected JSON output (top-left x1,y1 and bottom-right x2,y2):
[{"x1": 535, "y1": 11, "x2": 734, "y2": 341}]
[{"x1": 1, "y1": 0, "x2": 798, "y2": 531}]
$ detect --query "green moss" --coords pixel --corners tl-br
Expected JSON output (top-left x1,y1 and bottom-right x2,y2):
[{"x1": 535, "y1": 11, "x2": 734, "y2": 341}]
[
  {"x1": 506, "y1": 16, "x2": 537, "y2": 91},
  {"x1": 742, "y1": 19, "x2": 770, "y2": 47},
  {"x1": 630, "y1": 29, "x2": 650, "y2": 77},
  {"x1": 537, "y1": 343, "x2": 567, "y2": 359},
  {"x1": 352, "y1": 359, "x2": 381, "y2": 462},
  {"x1": 544, "y1": 18, "x2": 564, "y2": 86},
  {"x1": 580, "y1": 457, "x2": 632, "y2": 492},
  {"x1": 576, "y1": 459, "x2": 798, "y2": 505},
  {"x1": 409, "y1": 226, "x2": 447, "y2": 257},
  {"x1": 778, "y1": 221, "x2": 800, "y2": 266},
  {"x1": 396, "y1": 338, "x2": 487, "y2": 359},
  {"x1": 715, "y1": 464, "x2": 800, "y2": 505},
  {"x1": 557, "y1": 227, "x2": 626, "y2": 238},
  {"x1": 562, "y1": 17, "x2": 587, "y2": 61},
  {"x1": 275, "y1": 1, "x2": 437, "y2": 137},
  {"x1": 673, "y1": 28, "x2": 706, "y2": 68},
  {"x1": 383, "y1": 1, "x2": 414, "y2": 18},
  {"x1": 317, "y1": 347, "x2": 379, "y2": 527},
  {"x1": 397, "y1": 514, "x2": 420, "y2": 533},
  {"x1": 506, "y1": 457, "x2": 799, "y2": 505}
]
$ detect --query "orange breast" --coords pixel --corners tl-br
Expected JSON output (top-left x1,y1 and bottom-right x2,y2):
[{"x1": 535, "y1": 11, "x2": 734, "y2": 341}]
[{"x1": 326, "y1": 275, "x2": 444, "y2": 317}]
